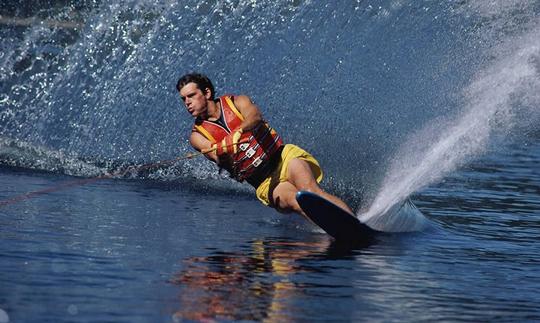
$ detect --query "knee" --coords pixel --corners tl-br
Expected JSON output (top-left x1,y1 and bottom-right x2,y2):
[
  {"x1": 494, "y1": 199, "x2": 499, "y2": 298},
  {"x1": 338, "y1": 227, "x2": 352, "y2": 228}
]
[
  {"x1": 287, "y1": 159, "x2": 322, "y2": 192},
  {"x1": 297, "y1": 182, "x2": 323, "y2": 195}
]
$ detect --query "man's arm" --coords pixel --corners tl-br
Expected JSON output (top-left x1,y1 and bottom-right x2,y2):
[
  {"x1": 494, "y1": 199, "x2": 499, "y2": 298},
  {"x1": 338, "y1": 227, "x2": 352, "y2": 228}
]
[
  {"x1": 233, "y1": 95, "x2": 263, "y2": 131},
  {"x1": 189, "y1": 131, "x2": 219, "y2": 163}
]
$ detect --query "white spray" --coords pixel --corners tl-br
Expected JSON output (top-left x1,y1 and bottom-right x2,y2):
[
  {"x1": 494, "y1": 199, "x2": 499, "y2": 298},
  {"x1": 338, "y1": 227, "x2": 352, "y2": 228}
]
[{"x1": 359, "y1": 19, "x2": 540, "y2": 232}]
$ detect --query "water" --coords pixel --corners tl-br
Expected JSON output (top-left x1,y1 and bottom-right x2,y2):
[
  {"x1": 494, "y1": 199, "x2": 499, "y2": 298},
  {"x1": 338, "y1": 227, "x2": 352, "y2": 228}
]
[{"x1": 1, "y1": 0, "x2": 540, "y2": 322}]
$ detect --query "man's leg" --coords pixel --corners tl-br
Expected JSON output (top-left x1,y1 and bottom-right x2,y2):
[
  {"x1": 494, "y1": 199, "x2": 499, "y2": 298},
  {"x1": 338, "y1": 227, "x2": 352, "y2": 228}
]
[{"x1": 272, "y1": 158, "x2": 353, "y2": 215}]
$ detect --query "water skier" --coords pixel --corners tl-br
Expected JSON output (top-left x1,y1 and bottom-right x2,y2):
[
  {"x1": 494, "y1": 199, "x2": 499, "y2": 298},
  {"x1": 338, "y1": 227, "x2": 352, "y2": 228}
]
[{"x1": 177, "y1": 73, "x2": 352, "y2": 216}]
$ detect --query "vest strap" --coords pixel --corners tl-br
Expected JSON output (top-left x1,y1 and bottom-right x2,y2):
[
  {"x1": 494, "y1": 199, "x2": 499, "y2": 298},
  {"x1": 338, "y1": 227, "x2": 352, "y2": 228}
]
[
  {"x1": 223, "y1": 96, "x2": 244, "y2": 122},
  {"x1": 194, "y1": 124, "x2": 217, "y2": 143}
]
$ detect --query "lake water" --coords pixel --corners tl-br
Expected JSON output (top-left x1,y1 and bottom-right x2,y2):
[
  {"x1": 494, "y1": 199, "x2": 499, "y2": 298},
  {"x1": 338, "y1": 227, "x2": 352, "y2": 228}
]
[{"x1": 1, "y1": 0, "x2": 539, "y2": 322}]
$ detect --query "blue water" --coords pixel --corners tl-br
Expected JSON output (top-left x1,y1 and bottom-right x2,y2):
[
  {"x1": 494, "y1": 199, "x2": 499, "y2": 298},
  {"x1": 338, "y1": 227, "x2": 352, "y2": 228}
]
[{"x1": 1, "y1": 0, "x2": 540, "y2": 322}]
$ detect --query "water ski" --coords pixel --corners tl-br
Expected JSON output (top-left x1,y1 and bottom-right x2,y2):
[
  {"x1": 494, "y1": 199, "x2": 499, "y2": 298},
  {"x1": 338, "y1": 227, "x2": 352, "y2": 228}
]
[{"x1": 296, "y1": 191, "x2": 378, "y2": 242}]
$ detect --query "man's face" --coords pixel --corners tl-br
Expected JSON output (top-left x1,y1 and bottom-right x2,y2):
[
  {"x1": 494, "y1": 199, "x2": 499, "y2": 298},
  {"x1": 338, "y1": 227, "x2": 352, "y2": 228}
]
[{"x1": 179, "y1": 82, "x2": 210, "y2": 118}]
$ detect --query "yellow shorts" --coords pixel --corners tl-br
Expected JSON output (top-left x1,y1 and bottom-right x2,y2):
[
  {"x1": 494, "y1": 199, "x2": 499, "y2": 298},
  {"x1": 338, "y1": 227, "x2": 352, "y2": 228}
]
[{"x1": 255, "y1": 144, "x2": 323, "y2": 207}]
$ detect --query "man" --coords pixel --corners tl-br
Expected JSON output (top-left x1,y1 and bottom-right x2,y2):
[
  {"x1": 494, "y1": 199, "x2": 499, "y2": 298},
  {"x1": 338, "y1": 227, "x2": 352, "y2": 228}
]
[{"x1": 177, "y1": 73, "x2": 352, "y2": 216}]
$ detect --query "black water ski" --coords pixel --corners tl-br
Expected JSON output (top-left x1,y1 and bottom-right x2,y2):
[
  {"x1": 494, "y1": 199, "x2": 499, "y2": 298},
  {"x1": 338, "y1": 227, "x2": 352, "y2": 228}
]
[{"x1": 296, "y1": 191, "x2": 378, "y2": 242}]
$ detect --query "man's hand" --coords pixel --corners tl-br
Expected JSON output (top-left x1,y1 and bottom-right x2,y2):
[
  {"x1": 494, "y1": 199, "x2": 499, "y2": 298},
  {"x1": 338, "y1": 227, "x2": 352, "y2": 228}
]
[{"x1": 213, "y1": 129, "x2": 243, "y2": 156}]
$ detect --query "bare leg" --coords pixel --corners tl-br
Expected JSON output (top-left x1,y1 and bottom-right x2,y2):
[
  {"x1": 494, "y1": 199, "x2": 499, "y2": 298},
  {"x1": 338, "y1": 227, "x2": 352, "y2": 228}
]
[{"x1": 272, "y1": 158, "x2": 353, "y2": 215}]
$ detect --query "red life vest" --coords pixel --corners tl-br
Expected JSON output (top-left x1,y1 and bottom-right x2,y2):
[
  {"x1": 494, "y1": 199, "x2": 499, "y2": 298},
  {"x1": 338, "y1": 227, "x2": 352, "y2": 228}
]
[{"x1": 193, "y1": 95, "x2": 283, "y2": 182}]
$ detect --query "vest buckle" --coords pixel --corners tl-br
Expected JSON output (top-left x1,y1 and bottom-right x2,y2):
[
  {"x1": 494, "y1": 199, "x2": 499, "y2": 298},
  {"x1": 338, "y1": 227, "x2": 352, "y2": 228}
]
[
  {"x1": 239, "y1": 143, "x2": 249, "y2": 151},
  {"x1": 246, "y1": 147, "x2": 256, "y2": 158},
  {"x1": 252, "y1": 157, "x2": 263, "y2": 167}
]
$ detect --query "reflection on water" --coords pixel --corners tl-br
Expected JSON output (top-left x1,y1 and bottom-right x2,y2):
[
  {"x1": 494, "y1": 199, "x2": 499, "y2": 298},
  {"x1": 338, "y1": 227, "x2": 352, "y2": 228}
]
[{"x1": 170, "y1": 238, "x2": 373, "y2": 322}]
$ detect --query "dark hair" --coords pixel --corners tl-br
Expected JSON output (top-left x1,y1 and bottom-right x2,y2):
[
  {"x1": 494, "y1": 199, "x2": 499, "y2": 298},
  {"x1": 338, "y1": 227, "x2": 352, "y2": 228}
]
[{"x1": 176, "y1": 73, "x2": 215, "y2": 99}]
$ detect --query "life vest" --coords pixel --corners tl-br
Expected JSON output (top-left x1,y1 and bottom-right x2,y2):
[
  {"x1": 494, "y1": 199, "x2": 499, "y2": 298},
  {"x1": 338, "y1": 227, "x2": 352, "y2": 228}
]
[{"x1": 193, "y1": 95, "x2": 283, "y2": 182}]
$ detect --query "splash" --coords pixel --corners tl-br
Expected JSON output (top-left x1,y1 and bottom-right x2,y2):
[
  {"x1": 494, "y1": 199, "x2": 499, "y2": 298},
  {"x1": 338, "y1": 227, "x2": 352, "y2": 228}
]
[
  {"x1": 359, "y1": 19, "x2": 540, "y2": 231},
  {"x1": 0, "y1": 0, "x2": 309, "y2": 161},
  {"x1": 0, "y1": 136, "x2": 104, "y2": 176}
]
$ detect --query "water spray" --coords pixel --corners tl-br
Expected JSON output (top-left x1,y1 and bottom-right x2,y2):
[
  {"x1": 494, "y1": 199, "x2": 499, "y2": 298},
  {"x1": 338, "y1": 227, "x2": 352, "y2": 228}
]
[{"x1": 0, "y1": 143, "x2": 235, "y2": 207}]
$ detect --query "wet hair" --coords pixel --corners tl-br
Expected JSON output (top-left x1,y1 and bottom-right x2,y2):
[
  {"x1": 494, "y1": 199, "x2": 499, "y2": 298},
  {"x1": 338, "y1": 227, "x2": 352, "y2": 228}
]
[{"x1": 176, "y1": 73, "x2": 215, "y2": 100}]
